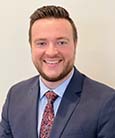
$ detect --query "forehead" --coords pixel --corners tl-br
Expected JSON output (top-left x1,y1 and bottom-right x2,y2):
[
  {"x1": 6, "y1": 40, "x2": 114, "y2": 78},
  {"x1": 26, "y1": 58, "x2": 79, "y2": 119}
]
[{"x1": 31, "y1": 18, "x2": 73, "y2": 35}]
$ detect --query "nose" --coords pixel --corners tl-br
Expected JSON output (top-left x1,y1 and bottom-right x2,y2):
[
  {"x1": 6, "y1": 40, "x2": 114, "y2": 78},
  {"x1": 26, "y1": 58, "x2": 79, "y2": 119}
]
[{"x1": 45, "y1": 43, "x2": 58, "y2": 57}]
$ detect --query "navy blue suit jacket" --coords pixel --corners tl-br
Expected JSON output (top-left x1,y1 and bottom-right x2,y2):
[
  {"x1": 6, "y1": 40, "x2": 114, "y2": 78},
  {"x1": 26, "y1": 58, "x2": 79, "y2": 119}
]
[{"x1": 0, "y1": 68, "x2": 115, "y2": 138}]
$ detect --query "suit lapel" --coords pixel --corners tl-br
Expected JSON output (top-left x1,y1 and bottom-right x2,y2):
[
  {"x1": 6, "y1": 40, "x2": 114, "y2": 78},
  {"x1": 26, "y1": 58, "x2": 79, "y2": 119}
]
[
  {"x1": 50, "y1": 68, "x2": 85, "y2": 138},
  {"x1": 21, "y1": 76, "x2": 40, "y2": 138}
]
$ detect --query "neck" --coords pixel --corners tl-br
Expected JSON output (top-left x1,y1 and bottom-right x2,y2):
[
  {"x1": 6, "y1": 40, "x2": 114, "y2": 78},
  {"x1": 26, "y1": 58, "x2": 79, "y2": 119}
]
[{"x1": 41, "y1": 69, "x2": 74, "y2": 89}]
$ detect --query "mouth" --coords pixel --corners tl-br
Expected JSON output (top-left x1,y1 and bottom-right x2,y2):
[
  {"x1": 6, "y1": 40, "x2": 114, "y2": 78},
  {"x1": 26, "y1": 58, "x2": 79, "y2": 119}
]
[{"x1": 43, "y1": 59, "x2": 62, "y2": 65}]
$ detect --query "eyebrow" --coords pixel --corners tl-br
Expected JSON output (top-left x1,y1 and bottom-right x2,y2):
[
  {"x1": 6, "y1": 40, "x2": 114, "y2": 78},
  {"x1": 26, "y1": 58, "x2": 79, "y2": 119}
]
[
  {"x1": 56, "y1": 37, "x2": 69, "y2": 41},
  {"x1": 35, "y1": 38, "x2": 47, "y2": 41},
  {"x1": 33, "y1": 37, "x2": 69, "y2": 43},
  {"x1": 33, "y1": 39, "x2": 47, "y2": 43}
]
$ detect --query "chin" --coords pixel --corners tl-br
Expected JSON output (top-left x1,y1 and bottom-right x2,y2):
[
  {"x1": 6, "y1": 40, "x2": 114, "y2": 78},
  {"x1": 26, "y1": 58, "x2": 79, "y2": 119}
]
[
  {"x1": 43, "y1": 75, "x2": 62, "y2": 82},
  {"x1": 42, "y1": 70, "x2": 72, "y2": 82},
  {"x1": 38, "y1": 64, "x2": 73, "y2": 82}
]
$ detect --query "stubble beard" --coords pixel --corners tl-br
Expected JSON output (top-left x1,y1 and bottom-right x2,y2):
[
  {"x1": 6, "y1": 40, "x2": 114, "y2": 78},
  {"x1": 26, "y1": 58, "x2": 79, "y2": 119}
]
[{"x1": 35, "y1": 61, "x2": 74, "y2": 82}]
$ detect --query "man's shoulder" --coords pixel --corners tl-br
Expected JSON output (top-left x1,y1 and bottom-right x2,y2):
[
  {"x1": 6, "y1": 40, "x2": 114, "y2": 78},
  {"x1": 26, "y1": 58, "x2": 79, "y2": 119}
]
[
  {"x1": 83, "y1": 76, "x2": 115, "y2": 95},
  {"x1": 8, "y1": 75, "x2": 39, "y2": 95},
  {"x1": 73, "y1": 67, "x2": 115, "y2": 93},
  {"x1": 13, "y1": 75, "x2": 39, "y2": 87}
]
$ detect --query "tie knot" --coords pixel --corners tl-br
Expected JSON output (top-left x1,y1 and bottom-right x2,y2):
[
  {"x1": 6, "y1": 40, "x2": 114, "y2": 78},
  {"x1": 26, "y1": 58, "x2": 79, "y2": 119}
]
[{"x1": 45, "y1": 91, "x2": 58, "y2": 103}]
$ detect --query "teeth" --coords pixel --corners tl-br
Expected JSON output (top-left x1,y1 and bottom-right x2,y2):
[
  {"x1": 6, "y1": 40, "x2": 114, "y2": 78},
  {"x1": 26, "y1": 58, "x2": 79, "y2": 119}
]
[{"x1": 45, "y1": 60, "x2": 59, "y2": 64}]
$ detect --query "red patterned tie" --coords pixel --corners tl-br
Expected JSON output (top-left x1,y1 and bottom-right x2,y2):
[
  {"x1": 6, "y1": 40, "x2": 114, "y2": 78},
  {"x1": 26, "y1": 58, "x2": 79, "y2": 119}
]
[{"x1": 39, "y1": 91, "x2": 58, "y2": 138}]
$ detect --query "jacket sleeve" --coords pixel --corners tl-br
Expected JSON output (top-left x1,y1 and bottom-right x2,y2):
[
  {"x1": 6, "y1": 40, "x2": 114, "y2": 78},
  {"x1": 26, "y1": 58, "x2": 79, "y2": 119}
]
[{"x1": 0, "y1": 91, "x2": 13, "y2": 138}]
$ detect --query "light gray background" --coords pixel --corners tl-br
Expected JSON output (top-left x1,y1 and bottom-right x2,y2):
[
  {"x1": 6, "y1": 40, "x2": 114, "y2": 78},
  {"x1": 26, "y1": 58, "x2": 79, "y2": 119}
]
[{"x1": 0, "y1": 0, "x2": 115, "y2": 116}]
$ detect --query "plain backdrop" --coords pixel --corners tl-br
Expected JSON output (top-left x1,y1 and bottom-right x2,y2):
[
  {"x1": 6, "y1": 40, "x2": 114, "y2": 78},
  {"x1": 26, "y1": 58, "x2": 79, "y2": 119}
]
[{"x1": 0, "y1": 0, "x2": 115, "y2": 116}]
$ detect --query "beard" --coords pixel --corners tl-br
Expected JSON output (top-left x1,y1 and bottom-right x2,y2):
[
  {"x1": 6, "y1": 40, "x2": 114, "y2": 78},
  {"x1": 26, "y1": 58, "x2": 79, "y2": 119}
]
[{"x1": 34, "y1": 60, "x2": 74, "y2": 82}]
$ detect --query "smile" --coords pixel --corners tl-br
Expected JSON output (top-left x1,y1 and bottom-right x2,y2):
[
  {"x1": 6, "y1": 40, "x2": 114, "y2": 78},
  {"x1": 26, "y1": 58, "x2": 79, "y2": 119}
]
[{"x1": 43, "y1": 60, "x2": 62, "y2": 64}]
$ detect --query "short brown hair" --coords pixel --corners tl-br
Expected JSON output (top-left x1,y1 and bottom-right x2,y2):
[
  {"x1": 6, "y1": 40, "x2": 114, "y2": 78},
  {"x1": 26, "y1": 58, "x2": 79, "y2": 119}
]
[{"x1": 29, "y1": 5, "x2": 78, "y2": 44}]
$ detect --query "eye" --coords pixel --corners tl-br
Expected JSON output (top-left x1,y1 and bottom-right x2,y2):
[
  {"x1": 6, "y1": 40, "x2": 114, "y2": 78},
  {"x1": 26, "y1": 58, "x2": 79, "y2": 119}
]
[
  {"x1": 35, "y1": 41, "x2": 47, "y2": 47},
  {"x1": 57, "y1": 40, "x2": 68, "y2": 46}
]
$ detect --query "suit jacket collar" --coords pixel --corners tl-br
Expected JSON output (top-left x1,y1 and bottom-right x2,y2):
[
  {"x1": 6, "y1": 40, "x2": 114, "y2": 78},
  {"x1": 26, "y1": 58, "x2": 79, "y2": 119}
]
[
  {"x1": 23, "y1": 76, "x2": 40, "y2": 138},
  {"x1": 50, "y1": 67, "x2": 85, "y2": 138}
]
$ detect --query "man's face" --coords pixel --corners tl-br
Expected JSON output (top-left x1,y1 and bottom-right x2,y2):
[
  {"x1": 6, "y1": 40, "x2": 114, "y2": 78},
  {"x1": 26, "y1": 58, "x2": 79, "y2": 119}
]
[{"x1": 31, "y1": 18, "x2": 77, "y2": 82}]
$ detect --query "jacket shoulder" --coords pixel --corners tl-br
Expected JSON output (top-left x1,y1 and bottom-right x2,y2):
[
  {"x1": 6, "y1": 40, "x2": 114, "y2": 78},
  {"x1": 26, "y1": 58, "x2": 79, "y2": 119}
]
[
  {"x1": 8, "y1": 75, "x2": 39, "y2": 96},
  {"x1": 83, "y1": 76, "x2": 115, "y2": 95}
]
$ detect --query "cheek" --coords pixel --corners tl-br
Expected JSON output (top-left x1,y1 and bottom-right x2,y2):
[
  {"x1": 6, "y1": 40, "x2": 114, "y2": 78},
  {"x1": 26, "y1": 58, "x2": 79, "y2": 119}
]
[
  {"x1": 63, "y1": 48, "x2": 75, "y2": 59},
  {"x1": 32, "y1": 49, "x2": 41, "y2": 58},
  {"x1": 31, "y1": 50, "x2": 39, "y2": 63}
]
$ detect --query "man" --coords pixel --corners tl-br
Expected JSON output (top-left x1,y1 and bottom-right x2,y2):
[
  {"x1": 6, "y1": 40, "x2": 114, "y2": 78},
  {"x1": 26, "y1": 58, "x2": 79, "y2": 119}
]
[{"x1": 0, "y1": 5, "x2": 115, "y2": 138}]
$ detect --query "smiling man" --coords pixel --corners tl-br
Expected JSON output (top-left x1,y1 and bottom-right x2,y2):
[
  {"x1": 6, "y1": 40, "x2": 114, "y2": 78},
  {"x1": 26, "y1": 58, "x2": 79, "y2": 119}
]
[
  {"x1": 31, "y1": 18, "x2": 76, "y2": 86},
  {"x1": 0, "y1": 5, "x2": 115, "y2": 138}
]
